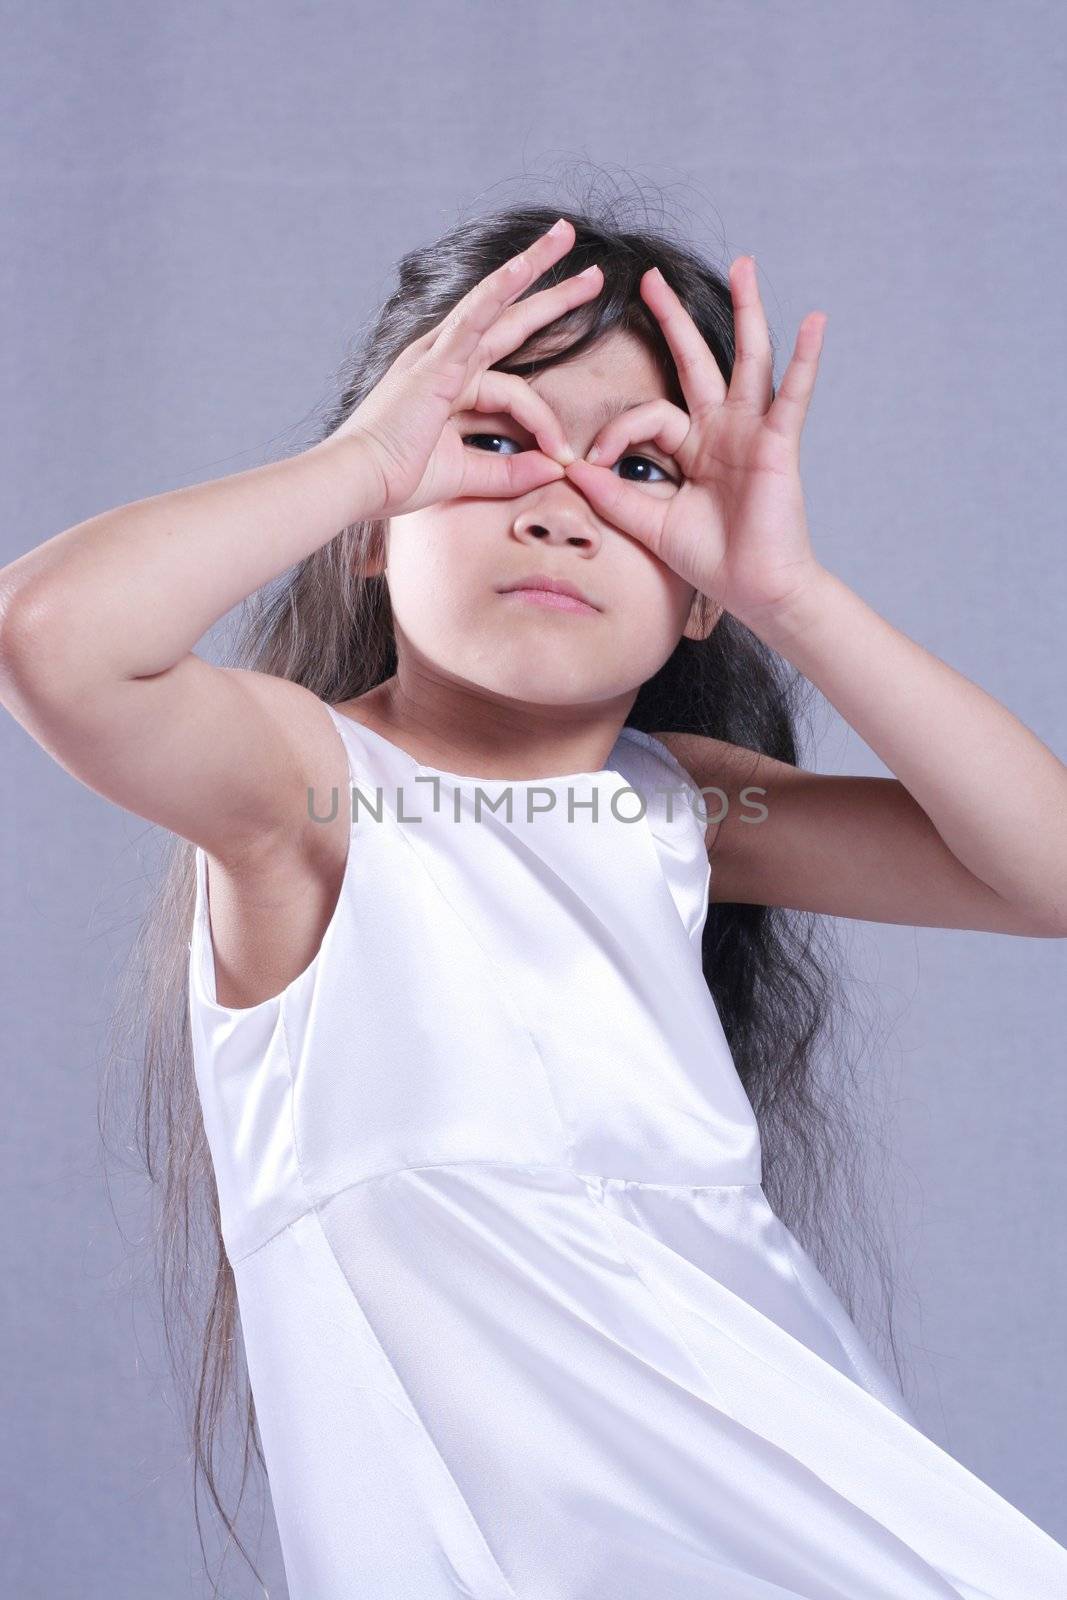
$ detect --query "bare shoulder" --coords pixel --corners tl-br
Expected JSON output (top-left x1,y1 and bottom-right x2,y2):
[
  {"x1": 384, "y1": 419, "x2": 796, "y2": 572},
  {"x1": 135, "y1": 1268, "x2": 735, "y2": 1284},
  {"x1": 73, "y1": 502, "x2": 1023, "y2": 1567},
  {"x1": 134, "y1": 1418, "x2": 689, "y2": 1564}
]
[
  {"x1": 197, "y1": 678, "x2": 355, "y2": 1010},
  {"x1": 652, "y1": 729, "x2": 799, "y2": 854},
  {"x1": 652, "y1": 729, "x2": 782, "y2": 788},
  {"x1": 652, "y1": 726, "x2": 839, "y2": 911},
  {"x1": 235, "y1": 673, "x2": 353, "y2": 856}
]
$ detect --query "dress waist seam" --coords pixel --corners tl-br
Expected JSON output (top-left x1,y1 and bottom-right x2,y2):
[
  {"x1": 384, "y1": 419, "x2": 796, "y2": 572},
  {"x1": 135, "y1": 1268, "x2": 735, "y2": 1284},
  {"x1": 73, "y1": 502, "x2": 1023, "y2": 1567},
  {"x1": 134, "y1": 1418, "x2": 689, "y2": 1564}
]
[{"x1": 227, "y1": 1158, "x2": 764, "y2": 1267}]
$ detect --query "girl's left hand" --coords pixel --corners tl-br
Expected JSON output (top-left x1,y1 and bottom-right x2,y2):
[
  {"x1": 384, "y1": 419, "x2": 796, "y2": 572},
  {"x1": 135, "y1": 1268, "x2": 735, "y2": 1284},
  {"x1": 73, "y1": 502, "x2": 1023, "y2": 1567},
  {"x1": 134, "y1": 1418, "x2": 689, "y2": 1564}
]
[{"x1": 561, "y1": 256, "x2": 828, "y2": 632}]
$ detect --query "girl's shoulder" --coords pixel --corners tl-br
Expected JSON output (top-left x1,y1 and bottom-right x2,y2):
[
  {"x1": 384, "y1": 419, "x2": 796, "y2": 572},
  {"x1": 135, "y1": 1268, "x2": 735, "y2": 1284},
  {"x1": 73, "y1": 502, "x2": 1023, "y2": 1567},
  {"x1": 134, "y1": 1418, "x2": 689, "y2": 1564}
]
[{"x1": 192, "y1": 683, "x2": 354, "y2": 1012}]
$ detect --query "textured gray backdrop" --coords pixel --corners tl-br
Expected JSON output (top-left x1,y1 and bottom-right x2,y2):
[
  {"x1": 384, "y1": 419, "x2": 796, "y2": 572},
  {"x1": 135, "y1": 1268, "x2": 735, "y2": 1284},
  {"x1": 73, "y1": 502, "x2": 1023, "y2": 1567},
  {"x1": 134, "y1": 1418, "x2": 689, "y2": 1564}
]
[{"x1": 2, "y1": 2, "x2": 1064, "y2": 1594}]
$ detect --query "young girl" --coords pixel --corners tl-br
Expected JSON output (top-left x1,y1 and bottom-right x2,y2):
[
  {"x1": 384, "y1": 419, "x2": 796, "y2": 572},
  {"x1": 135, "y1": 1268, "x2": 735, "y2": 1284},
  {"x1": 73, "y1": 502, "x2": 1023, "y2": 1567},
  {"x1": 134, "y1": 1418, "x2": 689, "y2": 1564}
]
[{"x1": 2, "y1": 206, "x2": 1065, "y2": 1598}]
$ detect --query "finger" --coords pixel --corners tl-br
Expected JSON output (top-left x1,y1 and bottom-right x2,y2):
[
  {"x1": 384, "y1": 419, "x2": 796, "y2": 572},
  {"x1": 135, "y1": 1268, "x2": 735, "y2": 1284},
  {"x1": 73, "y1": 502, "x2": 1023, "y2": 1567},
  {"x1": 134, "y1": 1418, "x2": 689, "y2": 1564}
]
[
  {"x1": 583, "y1": 398, "x2": 691, "y2": 475},
  {"x1": 560, "y1": 457, "x2": 670, "y2": 556},
  {"x1": 723, "y1": 255, "x2": 773, "y2": 413},
  {"x1": 428, "y1": 218, "x2": 583, "y2": 377},
  {"x1": 764, "y1": 313, "x2": 827, "y2": 445},
  {"x1": 638, "y1": 265, "x2": 728, "y2": 417},
  {"x1": 471, "y1": 370, "x2": 575, "y2": 464},
  {"x1": 392, "y1": 326, "x2": 438, "y2": 375},
  {"x1": 481, "y1": 262, "x2": 603, "y2": 372},
  {"x1": 459, "y1": 448, "x2": 567, "y2": 500}
]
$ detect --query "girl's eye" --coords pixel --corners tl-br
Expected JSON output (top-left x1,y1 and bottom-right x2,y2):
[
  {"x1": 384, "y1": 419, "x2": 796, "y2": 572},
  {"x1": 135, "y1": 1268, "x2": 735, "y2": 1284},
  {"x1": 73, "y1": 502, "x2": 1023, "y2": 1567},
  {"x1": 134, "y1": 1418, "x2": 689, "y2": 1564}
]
[
  {"x1": 462, "y1": 433, "x2": 522, "y2": 456},
  {"x1": 615, "y1": 455, "x2": 673, "y2": 485},
  {"x1": 462, "y1": 433, "x2": 676, "y2": 484}
]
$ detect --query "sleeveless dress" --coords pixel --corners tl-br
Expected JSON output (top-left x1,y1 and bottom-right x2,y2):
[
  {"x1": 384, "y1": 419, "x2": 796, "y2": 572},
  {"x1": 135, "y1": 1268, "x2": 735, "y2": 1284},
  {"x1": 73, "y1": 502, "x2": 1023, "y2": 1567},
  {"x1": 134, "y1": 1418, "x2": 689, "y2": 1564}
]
[{"x1": 187, "y1": 700, "x2": 1067, "y2": 1600}]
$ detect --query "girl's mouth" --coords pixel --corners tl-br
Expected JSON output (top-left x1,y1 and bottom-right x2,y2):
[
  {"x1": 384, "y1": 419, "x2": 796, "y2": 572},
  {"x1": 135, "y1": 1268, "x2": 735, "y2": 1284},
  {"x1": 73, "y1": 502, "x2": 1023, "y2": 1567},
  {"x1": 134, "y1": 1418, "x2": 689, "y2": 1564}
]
[{"x1": 500, "y1": 588, "x2": 599, "y2": 615}]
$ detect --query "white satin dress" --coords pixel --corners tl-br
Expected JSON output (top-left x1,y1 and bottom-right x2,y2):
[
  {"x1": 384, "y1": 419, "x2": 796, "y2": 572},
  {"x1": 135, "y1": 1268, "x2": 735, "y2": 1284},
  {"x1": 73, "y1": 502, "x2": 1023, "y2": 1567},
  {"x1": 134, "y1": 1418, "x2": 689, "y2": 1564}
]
[{"x1": 187, "y1": 700, "x2": 1067, "y2": 1599}]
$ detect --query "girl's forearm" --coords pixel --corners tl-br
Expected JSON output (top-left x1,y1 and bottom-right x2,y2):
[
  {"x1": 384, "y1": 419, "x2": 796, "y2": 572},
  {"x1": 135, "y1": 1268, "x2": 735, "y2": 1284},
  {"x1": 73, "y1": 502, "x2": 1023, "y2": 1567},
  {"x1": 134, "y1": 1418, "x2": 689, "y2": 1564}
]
[
  {"x1": 0, "y1": 435, "x2": 377, "y2": 686},
  {"x1": 752, "y1": 565, "x2": 1067, "y2": 920}
]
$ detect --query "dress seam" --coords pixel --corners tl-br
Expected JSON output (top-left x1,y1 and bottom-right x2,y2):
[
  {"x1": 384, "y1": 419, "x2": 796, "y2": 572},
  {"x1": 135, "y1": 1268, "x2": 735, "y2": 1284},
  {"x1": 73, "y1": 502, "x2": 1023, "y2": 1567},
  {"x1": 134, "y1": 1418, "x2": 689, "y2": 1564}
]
[{"x1": 228, "y1": 1159, "x2": 764, "y2": 1267}]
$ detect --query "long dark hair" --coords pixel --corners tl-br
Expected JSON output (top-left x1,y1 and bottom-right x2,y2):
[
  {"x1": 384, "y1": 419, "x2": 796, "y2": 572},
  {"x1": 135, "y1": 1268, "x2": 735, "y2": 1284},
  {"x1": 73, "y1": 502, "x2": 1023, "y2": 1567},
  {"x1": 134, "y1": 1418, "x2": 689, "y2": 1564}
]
[{"x1": 101, "y1": 192, "x2": 913, "y2": 1594}]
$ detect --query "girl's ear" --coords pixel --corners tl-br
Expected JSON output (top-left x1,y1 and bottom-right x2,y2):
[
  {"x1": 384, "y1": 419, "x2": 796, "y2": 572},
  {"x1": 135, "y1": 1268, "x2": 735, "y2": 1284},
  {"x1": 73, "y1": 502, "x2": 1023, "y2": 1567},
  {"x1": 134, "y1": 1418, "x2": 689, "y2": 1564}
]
[
  {"x1": 682, "y1": 589, "x2": 721, "y2": 641},
  {"x1": 359, "y1": 520, "x2": 389, "y2": 579}
]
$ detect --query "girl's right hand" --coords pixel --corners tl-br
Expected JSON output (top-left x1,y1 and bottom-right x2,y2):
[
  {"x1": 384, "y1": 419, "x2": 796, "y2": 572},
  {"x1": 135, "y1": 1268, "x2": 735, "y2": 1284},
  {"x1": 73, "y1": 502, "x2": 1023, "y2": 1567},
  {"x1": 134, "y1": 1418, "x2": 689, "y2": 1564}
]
[{"x1": 322, "y1": 218, "x2": 604, "y2": 520}]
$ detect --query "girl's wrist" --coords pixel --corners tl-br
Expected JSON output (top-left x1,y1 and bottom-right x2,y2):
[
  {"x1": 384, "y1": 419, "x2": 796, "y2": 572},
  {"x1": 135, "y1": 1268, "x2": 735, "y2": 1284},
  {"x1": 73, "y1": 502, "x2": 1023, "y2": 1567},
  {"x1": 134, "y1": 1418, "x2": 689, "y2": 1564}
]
[
  {"x1": 306, "y1": 429, "x2": 391, "y2": 524},
  {"x1": 734, "y1": 564, "x2": 835, "y2": 650}
]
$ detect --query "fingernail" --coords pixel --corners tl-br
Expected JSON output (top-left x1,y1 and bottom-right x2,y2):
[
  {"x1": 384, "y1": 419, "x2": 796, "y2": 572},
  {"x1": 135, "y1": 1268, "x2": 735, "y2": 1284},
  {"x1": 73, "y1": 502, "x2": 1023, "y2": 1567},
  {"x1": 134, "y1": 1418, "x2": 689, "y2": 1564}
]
[
  {"x1": 558, "y1": 442, "x2": 576, "y2": 465},
  {"x1": 586, "y1": 445, "x2": 601, "y2": 464},
  {"x1": 549, "y1": 217, "x2": 568, "y2": 236},
  {"x1": 577, "y1": 263, "x2": 600, "y2": 279}
]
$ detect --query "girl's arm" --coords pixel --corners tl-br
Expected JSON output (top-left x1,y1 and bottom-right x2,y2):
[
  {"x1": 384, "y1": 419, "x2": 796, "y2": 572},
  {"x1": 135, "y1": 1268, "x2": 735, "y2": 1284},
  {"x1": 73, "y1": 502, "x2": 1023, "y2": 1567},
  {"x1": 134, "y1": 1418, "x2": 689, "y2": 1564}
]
[
  {"x1": 0, "y1": 221, "x2": 597, "y2": 867},
  {"x1": 561, "y1": 259, "x2": 1066, "y2": 937},
  {"x1": 660, "y1": 568, "x2": 1067, "y2": 937},
  {"x1": 0, "y1": 436, "x2": 379, "y2": 865}
]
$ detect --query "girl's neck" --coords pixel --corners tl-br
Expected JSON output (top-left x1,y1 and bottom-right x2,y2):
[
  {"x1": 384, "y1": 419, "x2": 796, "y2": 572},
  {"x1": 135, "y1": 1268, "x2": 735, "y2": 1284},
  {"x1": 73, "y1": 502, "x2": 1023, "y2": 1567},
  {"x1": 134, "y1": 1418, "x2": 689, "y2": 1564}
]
[{"x1": 349, "y1": 676, "x2": 636, "y2": 783}]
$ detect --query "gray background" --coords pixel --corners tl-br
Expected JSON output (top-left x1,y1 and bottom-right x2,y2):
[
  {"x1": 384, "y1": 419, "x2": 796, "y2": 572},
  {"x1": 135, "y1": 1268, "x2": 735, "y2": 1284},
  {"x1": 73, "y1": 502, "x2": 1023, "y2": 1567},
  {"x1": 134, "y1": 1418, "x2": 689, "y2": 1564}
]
[{"x1": 2, "y1": 2, "x2": 1065, "y2": 1594}]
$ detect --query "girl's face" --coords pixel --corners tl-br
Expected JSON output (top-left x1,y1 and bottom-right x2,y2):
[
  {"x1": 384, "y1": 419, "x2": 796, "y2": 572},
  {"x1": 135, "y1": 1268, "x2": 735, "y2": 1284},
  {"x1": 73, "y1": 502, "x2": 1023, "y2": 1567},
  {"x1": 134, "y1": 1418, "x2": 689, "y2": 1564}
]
[{"x1": 376, "y1": 328, "x2": 712, "y2": 712}]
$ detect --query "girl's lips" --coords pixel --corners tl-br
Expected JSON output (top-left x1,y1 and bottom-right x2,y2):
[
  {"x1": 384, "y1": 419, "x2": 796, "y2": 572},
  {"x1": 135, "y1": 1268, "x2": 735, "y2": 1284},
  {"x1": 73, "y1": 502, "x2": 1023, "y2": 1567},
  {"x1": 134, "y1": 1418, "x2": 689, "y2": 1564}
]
[{"x1": 500, "y1": 588, "x2": 599, "y2": 615}]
